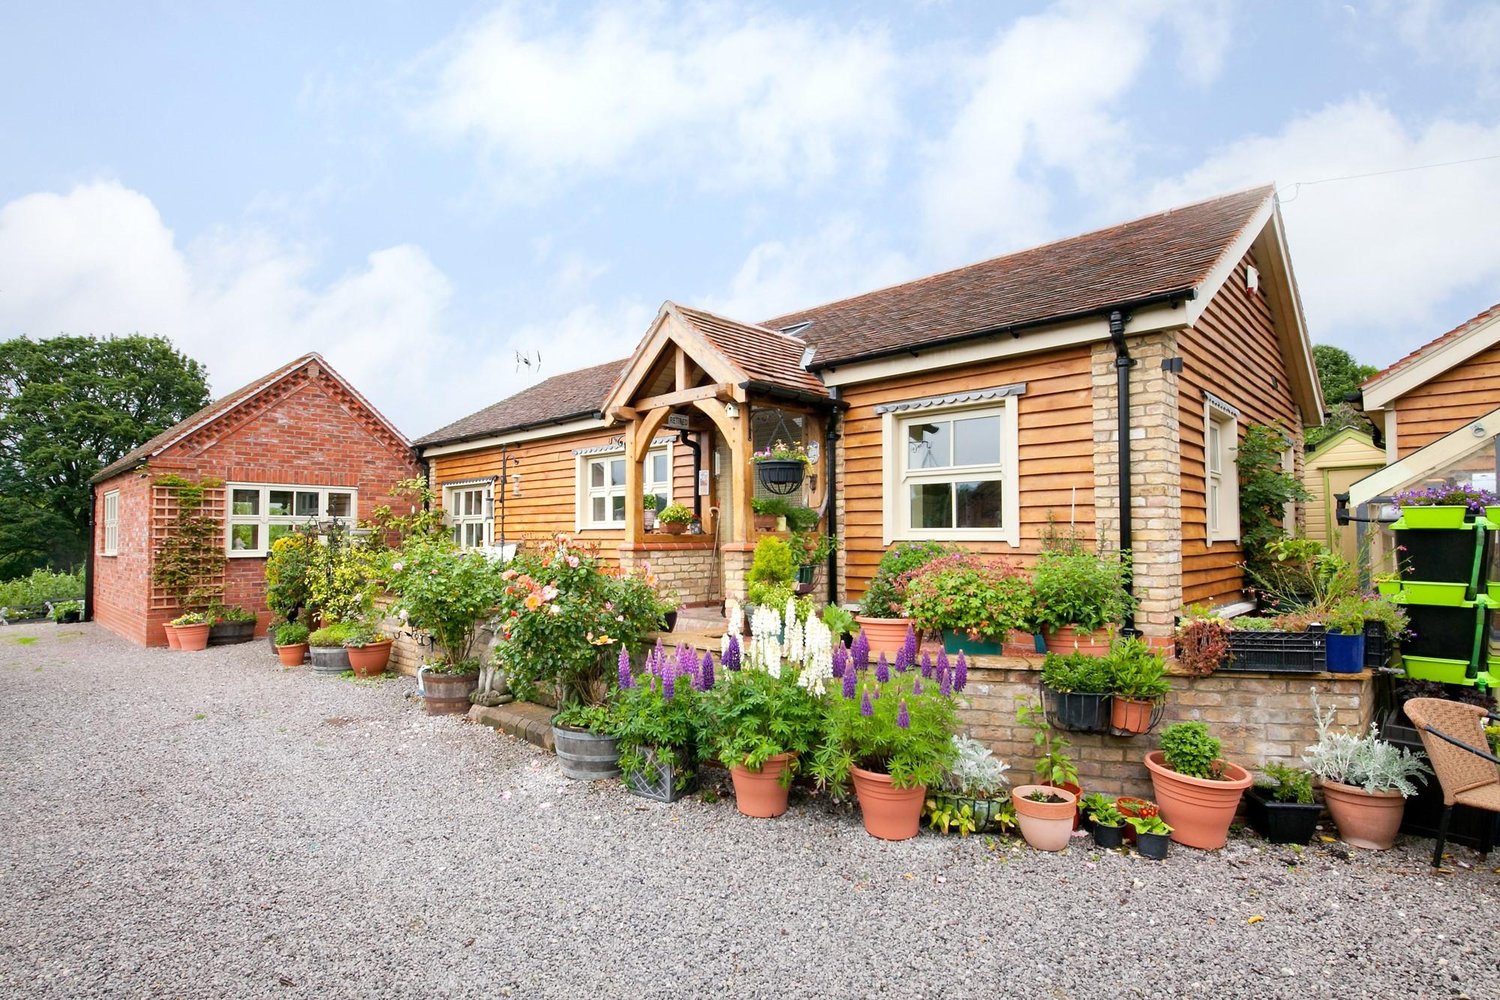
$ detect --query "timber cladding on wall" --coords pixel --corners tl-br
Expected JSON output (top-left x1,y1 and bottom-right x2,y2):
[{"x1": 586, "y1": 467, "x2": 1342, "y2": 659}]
[
  {"x1": 1178, "y1": 251, "x2": 1301, "y2": 609},
  {"x1": 1392, "y1": 338, "x2": 1500, "y2": 457},
  {"x1": 836, "y1": 343, "x2": 1096, "y2": 599}
]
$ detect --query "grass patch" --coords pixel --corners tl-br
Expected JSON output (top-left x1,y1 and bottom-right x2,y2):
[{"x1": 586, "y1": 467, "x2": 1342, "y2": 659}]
[{"x1": 11, "y1": 636, "x2": 38, "y2": 646}]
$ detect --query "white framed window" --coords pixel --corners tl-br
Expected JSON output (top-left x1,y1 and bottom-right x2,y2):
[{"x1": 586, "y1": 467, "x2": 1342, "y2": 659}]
[
  {"x1": 101, "y1": 490, "x2": 119, "y2": 556},
  {"x1": 880, "y1": 395, "x2": 1021, "y2": 546},
  {"x1": 575, "y1": 445, "x2": 673, "y2": 530},
  {"x1": 226, "y1": 484, "x2": 356, "y2": 557},
  {"x1": 1205, "y1": 394, "x2": 1240, "y2": 543},
  {"x1": 445, "y1": 483, "x2": 492, "y2": 549}
]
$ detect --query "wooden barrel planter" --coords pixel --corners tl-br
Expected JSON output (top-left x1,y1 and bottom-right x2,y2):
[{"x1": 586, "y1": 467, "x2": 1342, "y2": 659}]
[
  {"x1": 208, "y1": 621, "x2": 256, "y2": 646},
  {"x1": 422, "y1": 671, "x2": 479, "y2": 715},
  {"x1": 308, "y1": 646, "x2": 350, "y2": 675},
  {"x1": 552, "y1": 722, "x2": 622, "y2": 780}
]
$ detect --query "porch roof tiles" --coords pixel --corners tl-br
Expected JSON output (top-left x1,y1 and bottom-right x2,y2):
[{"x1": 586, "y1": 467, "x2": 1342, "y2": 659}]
[{"x1": 673, "y1": 305, "x2": 828, "y2": 398}]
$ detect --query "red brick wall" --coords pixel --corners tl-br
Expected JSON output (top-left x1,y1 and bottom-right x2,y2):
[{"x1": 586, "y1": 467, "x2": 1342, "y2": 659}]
[{"x1": 91, "y1": 361, "x2": 421, "y2": 646}]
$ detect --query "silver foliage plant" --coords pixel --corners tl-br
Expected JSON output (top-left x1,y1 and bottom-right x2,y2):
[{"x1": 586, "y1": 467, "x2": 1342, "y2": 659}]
[
  {"x1": 939, "y1": 734, "x2": 1011, "y2": 797},
  {"x1": 1301, "y1": 691, "x2": 1431, "y2": 796}
]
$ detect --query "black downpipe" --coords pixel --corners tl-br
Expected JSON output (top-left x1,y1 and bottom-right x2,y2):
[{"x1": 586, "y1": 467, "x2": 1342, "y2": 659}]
[
  {"x1": 677, "y1": 430, "x2": 702, "y2": 523},
  {"x1": 824, "y1": 395, "x2": 841, "y2": 606},
  {"x1": 1109, "y1": 310, "x2": 1136, "y2": 634},
  {"x1": 83, "y1": 484, "x2": 96, "y2": 623}
]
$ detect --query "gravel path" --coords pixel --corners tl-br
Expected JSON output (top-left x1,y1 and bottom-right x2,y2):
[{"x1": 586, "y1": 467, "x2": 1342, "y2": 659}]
[{"x1": 3, "y1": 624, "x2": 1499, "y2": 999}]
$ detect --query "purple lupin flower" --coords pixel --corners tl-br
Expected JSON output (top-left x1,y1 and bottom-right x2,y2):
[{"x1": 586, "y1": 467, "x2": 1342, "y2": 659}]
[
  {"x1": 677, "y1": 642, "x2": 698, "y2": 684},
  {"x1": 662, "y1": 660, "x2": 677, "y2": 700},
  {"x1": 842, "y1": 660, "x2": 857, "y2": 699},
  {"x1": 875, "y1": 652, "x2": 890, "y2": 683},
  {"x1": 700, "y1": 651, "x2": 715, "y2": 691},
  {"x1": 653, "y1": 638, "x2": 667, "y2": 673},
  {"x1": 954, "y1": 651, "x2": 968, "y2": 692},
  {"x1": 920, "y1": 651, "x2": 933, "y2": 679},
  {"x1": 912, "y1": 676, "x2": 923, "y2": 696},
  {"x1": 724, "y1": 633, "x2": 742, "y2": 671},
  {"x1": 939, "y1": 662, "x2": 953, "y2": 698},
  {"x1": 894, "y1": 644, "x2": 910, "y2": 674},
  {"x1": 859, "y1": 689, "x2": 873, "y2": 717},
  {"x1": 897, "y1": 698, "x2": 910, "y2": 729},
  {"x1": 617, "y1": 646, "x2": 633, "y2": 689},
  {"x1": 831, "y1": 644, "x2": 849, "y2": 678},
  {"x1": 852, "y1": 631, "x2": 870, "y2": 671},
  {"x1": 935, "y1": 648, "x2": 950, "y2": 680},
  {"x1": 902, "y1": 625, "x2": 918, "y2": 665}
]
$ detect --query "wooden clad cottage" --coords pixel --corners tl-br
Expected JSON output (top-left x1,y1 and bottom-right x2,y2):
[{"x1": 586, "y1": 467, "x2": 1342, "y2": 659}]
[
  {"x1": 415, "y1": 186, "x2": 1322, "y2": 639},
  {"x1": 88, "y1": 354, "x2": 421, "y2": 646}
]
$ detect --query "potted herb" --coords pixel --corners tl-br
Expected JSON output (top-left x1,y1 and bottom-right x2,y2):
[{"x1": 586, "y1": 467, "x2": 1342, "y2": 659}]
[
  {"x1": 1322, "y1": 594, "x2": 1408, "y2": 674},
  {"x1": 1039, "y1": 651, "x2": 1112, "y2": 732},
  {"x1": 812, "y1": 669, "x2": 959, "y2": 841},
  {"x1": 1244, "y1": 761, "x2": 1322, "y2": 844},
  {"x1": 656, "y1": 502, "x2": 694, "y2": 535},
  {"x1": 307, "y1": 621, "x2": 359, "y2": 674},
  {"x1": 642, "y1": 494, "x2": 659, "y2": 531},
  {"x1": 1105, "y1": 637, "x2": 1171, "y2": 734},
  {"x1": 901, "y1": 552, "x2": 1033, "y2": 655},
  {"x1": 752, "y1": 439, "x2": 812, "y2": 495},
  {"x1": 168, "y1": 611, "x2": 212, "y2": 651},
  {"x1": 613, "y1": 644, "x2": 708, "y2": 802},
  {"x1": 1302, "y1": 693, "x2": 1430, "y2": 849},
  {"x1": 273, "y1": 621, "x2": 310, "y2": 667},
  {"x1": 1012, "y1": 785, "x2": 1078, "y2": 852},
  {"x1": 1030, "y1": 546, "x2": 1133, "y2": 655},
  {"x1": 925, "y1": 734, "x2": 1012, "y2": 836},
  {"x1": 1081, "y1": 793, "x2": 1126, "y2": 849},
  {"x1": 1144, "y1": 721, "x2": 1252, "y2": 849},
  {"x1": 750, "y1": 496, "x2": 790, "y2": 533},
  {"x1": 855, "y1": 541, "x2": 951, "y2": 655},
  {"x1": 343, "y1": 620, "x2": 393, "y2": 678},
  {"x1": 702, "y1": 648, "x2": 822, "y2": 818},
  {"x1": 1016, "y1": 696, "x2": 1081, "y2": 824},
  {"x1": 1129, "y1": 814, "x2": 1173, "y2": 860}
]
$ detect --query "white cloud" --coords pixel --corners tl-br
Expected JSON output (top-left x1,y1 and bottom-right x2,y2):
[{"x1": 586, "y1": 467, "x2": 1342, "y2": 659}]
[
  {"x1": 1384, "y1": 0, "x2": 1500, "y2": 96},
  {"x1": 411, "y1": 3, "x2": 898, "y2": 196},
  {"x1": 1144, "y1": 97, "x2": 1500, "y2": 362}
]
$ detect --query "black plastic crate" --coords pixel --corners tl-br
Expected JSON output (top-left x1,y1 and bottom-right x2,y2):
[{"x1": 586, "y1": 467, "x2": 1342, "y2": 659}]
[
  {"x1": 1364, "y1": 620, "x2": 1393, "y2": 669},
  {"x1": 1220, "y1": 626, "x2": 1327, "y2": 673}
]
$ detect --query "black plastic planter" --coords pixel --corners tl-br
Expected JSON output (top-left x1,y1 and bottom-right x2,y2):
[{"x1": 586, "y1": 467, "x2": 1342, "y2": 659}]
[
  {"x1": 1136, "y1": 831, "x2": 1170, "y2": 860},
  {"x1": 1397, "y1": 525, "x2": 1489, "y2": 587},
  {"x1": 1364, "y1": 620, "x2": 1392, "y2": 669},
  {"x1": 1093, "y1": 823, "x2": 1125, "y2": 849},
  {"x1": 1402, "y1": 603, "x2": 1489, "y2": 662},
  {"x1": 1043, "y1": 687, "x2": 1112, "y2": 733},
  {"x1": 1243, "y1": 785, "x2": 1323, "y2": 844}
]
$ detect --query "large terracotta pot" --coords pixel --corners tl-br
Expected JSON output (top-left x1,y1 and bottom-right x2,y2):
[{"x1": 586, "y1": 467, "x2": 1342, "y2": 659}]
[
  {"x1": 163, "y1": 623, "x2": 181, "y2": 650},
  {"x1": 854, "y1": 616, "x2": 914, "y2": 657},
  {"x1": 1111, "y1": 697, "x2": 1157, "y2": 734},
  {"x1": 729, "y1": 753, "x2": 795, "y2": 818},
  {"x1": 1012, "y1": 784, "x2": 1078, "y2": 852},
  {"x1": 1144, "y1": 750, "x2": 1251, "y2": 850},
  {"x1": 275, "y1": 643, "x2": 308, "y2": 667},
  {"x1": 850, "y1": 765, "x2": 925, "y2": 840},
  {"x1": 175, "y1": 623, "x2": 211, "y2": 651},
  {"x1": 659, "y1": 521, "x2": 688, "y2": 535},
  {"x1": 1042, "y1": 779, "x2": 1083, "y2": 830},
  {"x1": 347, "y1": 639, "x2": 393, "y2": 677},
  {"x1": 1321, "y1": 779, "x2": 1406, "y2": 850},
  {"x1": 1043, "y1": 625, "x2": 1114, "y2": 656}
]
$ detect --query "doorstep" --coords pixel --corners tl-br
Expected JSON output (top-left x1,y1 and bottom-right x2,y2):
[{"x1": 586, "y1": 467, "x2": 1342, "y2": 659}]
[{"x1": 469, "y1": 701, "x2": 556, "y2": 752}]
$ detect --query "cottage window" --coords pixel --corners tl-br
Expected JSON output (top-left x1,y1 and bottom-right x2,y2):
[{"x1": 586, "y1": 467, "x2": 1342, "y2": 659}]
[
  {"x1": 577, "y1": 446, "x2": 672, "y2": 529},
  {"x1": 881, "y1": 399, "x2": 1020, "y2": 546},
  {"x1": 101, "y1": 490, "x2": 119, "y2": 556},
  {"x1": 226, "y1": 484, "x2": 356, "y2": 557},
  {"x1": 1205, "y1": 396, "x2": 1240, "y2": 543},
  {"x1": 445, "y1": 483, "x2": 491, "y2": 549}
]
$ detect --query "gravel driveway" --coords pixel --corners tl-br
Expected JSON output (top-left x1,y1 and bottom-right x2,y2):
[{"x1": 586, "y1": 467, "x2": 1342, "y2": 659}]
[{"x1": 3, "y1": 624, "x2": 1498, "y2": 1000}]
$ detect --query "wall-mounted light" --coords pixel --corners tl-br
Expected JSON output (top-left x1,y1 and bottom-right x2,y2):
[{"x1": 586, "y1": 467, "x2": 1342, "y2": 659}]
[
  {"x1": 725, "y1": 401, "x2": 740, "y2": 419},
  {"x1": 1473, "y1": 423, "x2": 1487, "y2": 438},
  {"x1": 512, "y1": 474, "x2": 522, "y2": 497}
]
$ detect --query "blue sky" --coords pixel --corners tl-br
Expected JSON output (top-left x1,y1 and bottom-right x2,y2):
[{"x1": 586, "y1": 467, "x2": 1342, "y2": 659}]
[{"x1": 2, "y1": 1, "x2": 1498, "y2": 437}]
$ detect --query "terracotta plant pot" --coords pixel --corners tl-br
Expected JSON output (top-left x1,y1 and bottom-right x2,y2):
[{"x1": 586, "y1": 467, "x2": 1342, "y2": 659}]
[
  {"x1": 346, "y1": 639, "x2": 393, "y2": 678},
  {"x1": 163, "y1": 623, "x2": 181, "y2": 650},
  {"x1": 729, "y1": 753, "x2": 795, "y2": 818},
  {"x1": 1111, "y1": 697, "x2": 1157, "y2": 734},
  {"x1": 275, "y1": 642, "x2": 308, "y2": 667},
  {"x1": 1012, "y1": 784, "x2": 1079, "y2": 852},
  {"x1": 1042, "y1": 780, "x2": 1084, "y2": 830},
  {"x1": 1043, "y1": 625, "x2": 1114, "y2": 656},
  {"x1": 753, "y1": 514, "x2": 777, "y2": 532},
  {"x1": 850, "y1": 765, "x2": 925, "y2": 840},
  {"x1": 1321, "y1": 779, "x2": 1406, "y2": 850},
  {"x1": 1144, "y1": 750, "x2": 1252, "y2": 850},
  {"x1": 659, "y1": 521, "x2": 688, "y2": 535},
  {"x1": 175, "y1": 623, "x2": 211, "y2": 651},
  {"x1": 853, "y1": 616, "x2": 915, "y2": 657}
]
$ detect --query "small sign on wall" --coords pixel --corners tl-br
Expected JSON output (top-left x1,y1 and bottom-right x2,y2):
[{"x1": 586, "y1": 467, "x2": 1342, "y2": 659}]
[
  {"x1": 699, "y1": 470, "x2": 710, "y2": 496},
  {"x1": 666, "y1": 413, "x2": 692, "y2": 430}
]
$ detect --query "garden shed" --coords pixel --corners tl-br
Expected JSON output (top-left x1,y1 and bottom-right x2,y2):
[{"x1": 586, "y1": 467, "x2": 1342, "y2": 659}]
[
  {"x1": 88, "y1": 353, "x2": 421, "y2": 647},
  {"x1": 1302, "y1": 428, "x2": 1384, "y2": 565}
]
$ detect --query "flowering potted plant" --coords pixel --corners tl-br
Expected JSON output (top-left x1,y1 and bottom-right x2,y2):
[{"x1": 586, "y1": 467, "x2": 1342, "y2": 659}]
[
  {"x1": 1030, "y1": 546, "x2": 1133, "y2": 655},
  {"x1": 925, "y1": 734, "x2": 1012, "y2": 836},
  {"x1": 1302, "y1": 693, "x2": 1430, "y2": 849},
  {"x1": 613, "y1": 643, "x2": 710, "y2": 802},
  {"x1": 1393, "y1": 483, "x2": 1499, "y2": 529},
  {"x1": 856, "y1": 541, "x2": 951, "y2": 655},
  {"x1": 656, "y1": 502, "x2": 693, "y2": 535},
  {"x1": 812, "y1": 665, "x2": 959, "y2": 841},
  {"x1": 168, "y1": 611, "x2": 212, "y2": 651},
  {"x1": 1144, "y1": 721, "x2": 1252, "y2": 849},
  {"x1": 752, "y1": 439, "x2": 812, "y2": 495},
  {"x1": 273, "y1": 621, "x2": 310, "y2": 667},
  {"x1": 901, "y1": 552, "x2": 1033, "y2": 654}
]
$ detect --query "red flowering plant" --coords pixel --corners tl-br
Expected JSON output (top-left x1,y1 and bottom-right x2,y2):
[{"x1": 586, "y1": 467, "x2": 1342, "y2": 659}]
[
  {"x1": 493, "y1": 534, "x2": 668, "y2": 706},
  {"x1": 899, "y1": 552, "x2": 1033, "y2": 641}
]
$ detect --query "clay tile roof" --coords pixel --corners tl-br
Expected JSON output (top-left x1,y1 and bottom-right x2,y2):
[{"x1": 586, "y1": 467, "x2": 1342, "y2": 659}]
[
  {"x1": 672, "y1": 304, "x2": 828, "y2": 398},
  {"x1": 413, "y1": 358, "x2": 627, "y2": 447},
  {"x1": 762, "y1": 186, "x2": 1275, "y2": 368},
  {"x1": 1363, "y1": 301, "x2": 1500, "y2": 390},
  {"x1": 92, "y1": 353, "x2": 327, "y2": 484}
]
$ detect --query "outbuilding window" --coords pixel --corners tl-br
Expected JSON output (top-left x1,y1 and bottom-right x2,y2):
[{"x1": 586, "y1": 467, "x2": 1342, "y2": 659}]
[
  {"x1": 445, "y1": 483, "x2": 492, "y2": 549},
  {"x1": 101, "y1": 490, "x2": 119, "y2": 556},
  {"x1": 226, "y1": 484, "x2": 356, "y2": 557},
  {"x1": 1205, "y1": 394, "x2": 1240, "y2": 543}
]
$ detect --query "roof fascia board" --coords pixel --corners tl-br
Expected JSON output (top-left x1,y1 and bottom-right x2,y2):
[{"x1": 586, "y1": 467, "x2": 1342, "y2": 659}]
[
  {"x1": 1347, "y1": 404, "x2": 1500, "y2": 506},
  {"x1": 1362, "y1": 311, "x2": 1500, "y2": 410},
  {"x1": 817, "y1": 304, "x2": 1186, "y2": 388},
  {"x1": 599, "y1": 303, "x2": 746, "y2": 415},
  {"x1": 418, "y1": 416, "x2": 607, "y2": 458},
  {"x1": 1184, "y1": 193, "x2": 1275, "y2": 328},
  {"x1": 1257, "y1": 209, "x2": 1324, "y2": 422}
]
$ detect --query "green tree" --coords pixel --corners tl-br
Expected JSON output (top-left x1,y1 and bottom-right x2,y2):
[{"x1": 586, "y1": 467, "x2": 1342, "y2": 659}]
[
  {"x1": 0, "y1": 335, "x2": 211, "y2": 578},
  {"x1": 1308, "y1": 344, "x2": 1379, "y2": 448}
]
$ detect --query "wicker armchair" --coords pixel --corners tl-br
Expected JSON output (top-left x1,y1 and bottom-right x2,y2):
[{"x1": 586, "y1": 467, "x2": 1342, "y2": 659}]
[{"x1": 1403, "y1": 698, "x2": 1500, "y2": 867}]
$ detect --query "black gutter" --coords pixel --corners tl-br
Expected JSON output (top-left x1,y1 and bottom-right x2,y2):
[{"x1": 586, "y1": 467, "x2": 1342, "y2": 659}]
[
  {"x1": 805, "y1": 288, "x2": 1196, "y2": 372},
  {"x1": 1108, "y1": 309, "x2": 1136, "y2": 635},
  {"x1": 83, "y1": 484, "x2": 96, "y2": 623},
  {"x1": 677, "y1": 430, "x2": 702, "y2": 523},
  {"x1": 824, "y1": 391, "x2": 842, "y2": 607},
  {"x1": 415, "y1": 409, "x2": 604, "y2": 450}
]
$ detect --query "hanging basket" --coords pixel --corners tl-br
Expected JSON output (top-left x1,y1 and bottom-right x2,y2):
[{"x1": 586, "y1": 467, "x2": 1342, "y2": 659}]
[{"x1": 755, "y1": 459, "x2": 807, "y2": 495}]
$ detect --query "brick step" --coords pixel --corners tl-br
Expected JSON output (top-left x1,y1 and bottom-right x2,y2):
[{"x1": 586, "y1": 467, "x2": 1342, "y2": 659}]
[{"x1": 468, "y1": 700, "x2": 557, "y2": 752}]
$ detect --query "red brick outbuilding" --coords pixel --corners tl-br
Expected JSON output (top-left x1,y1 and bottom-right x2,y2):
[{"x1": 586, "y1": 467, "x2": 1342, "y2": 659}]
[{"x1": 87, "y1": 353, "x2": 420, "y2": 646}]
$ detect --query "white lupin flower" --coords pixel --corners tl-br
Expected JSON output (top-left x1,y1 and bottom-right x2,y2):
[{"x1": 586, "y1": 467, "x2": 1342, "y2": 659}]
[
  {"x1": 726, "y1": 598, "x2": 745, "y2": 637},
  {"x1": 787, "y1": 612, "x2": 804, "y2": 664}
]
